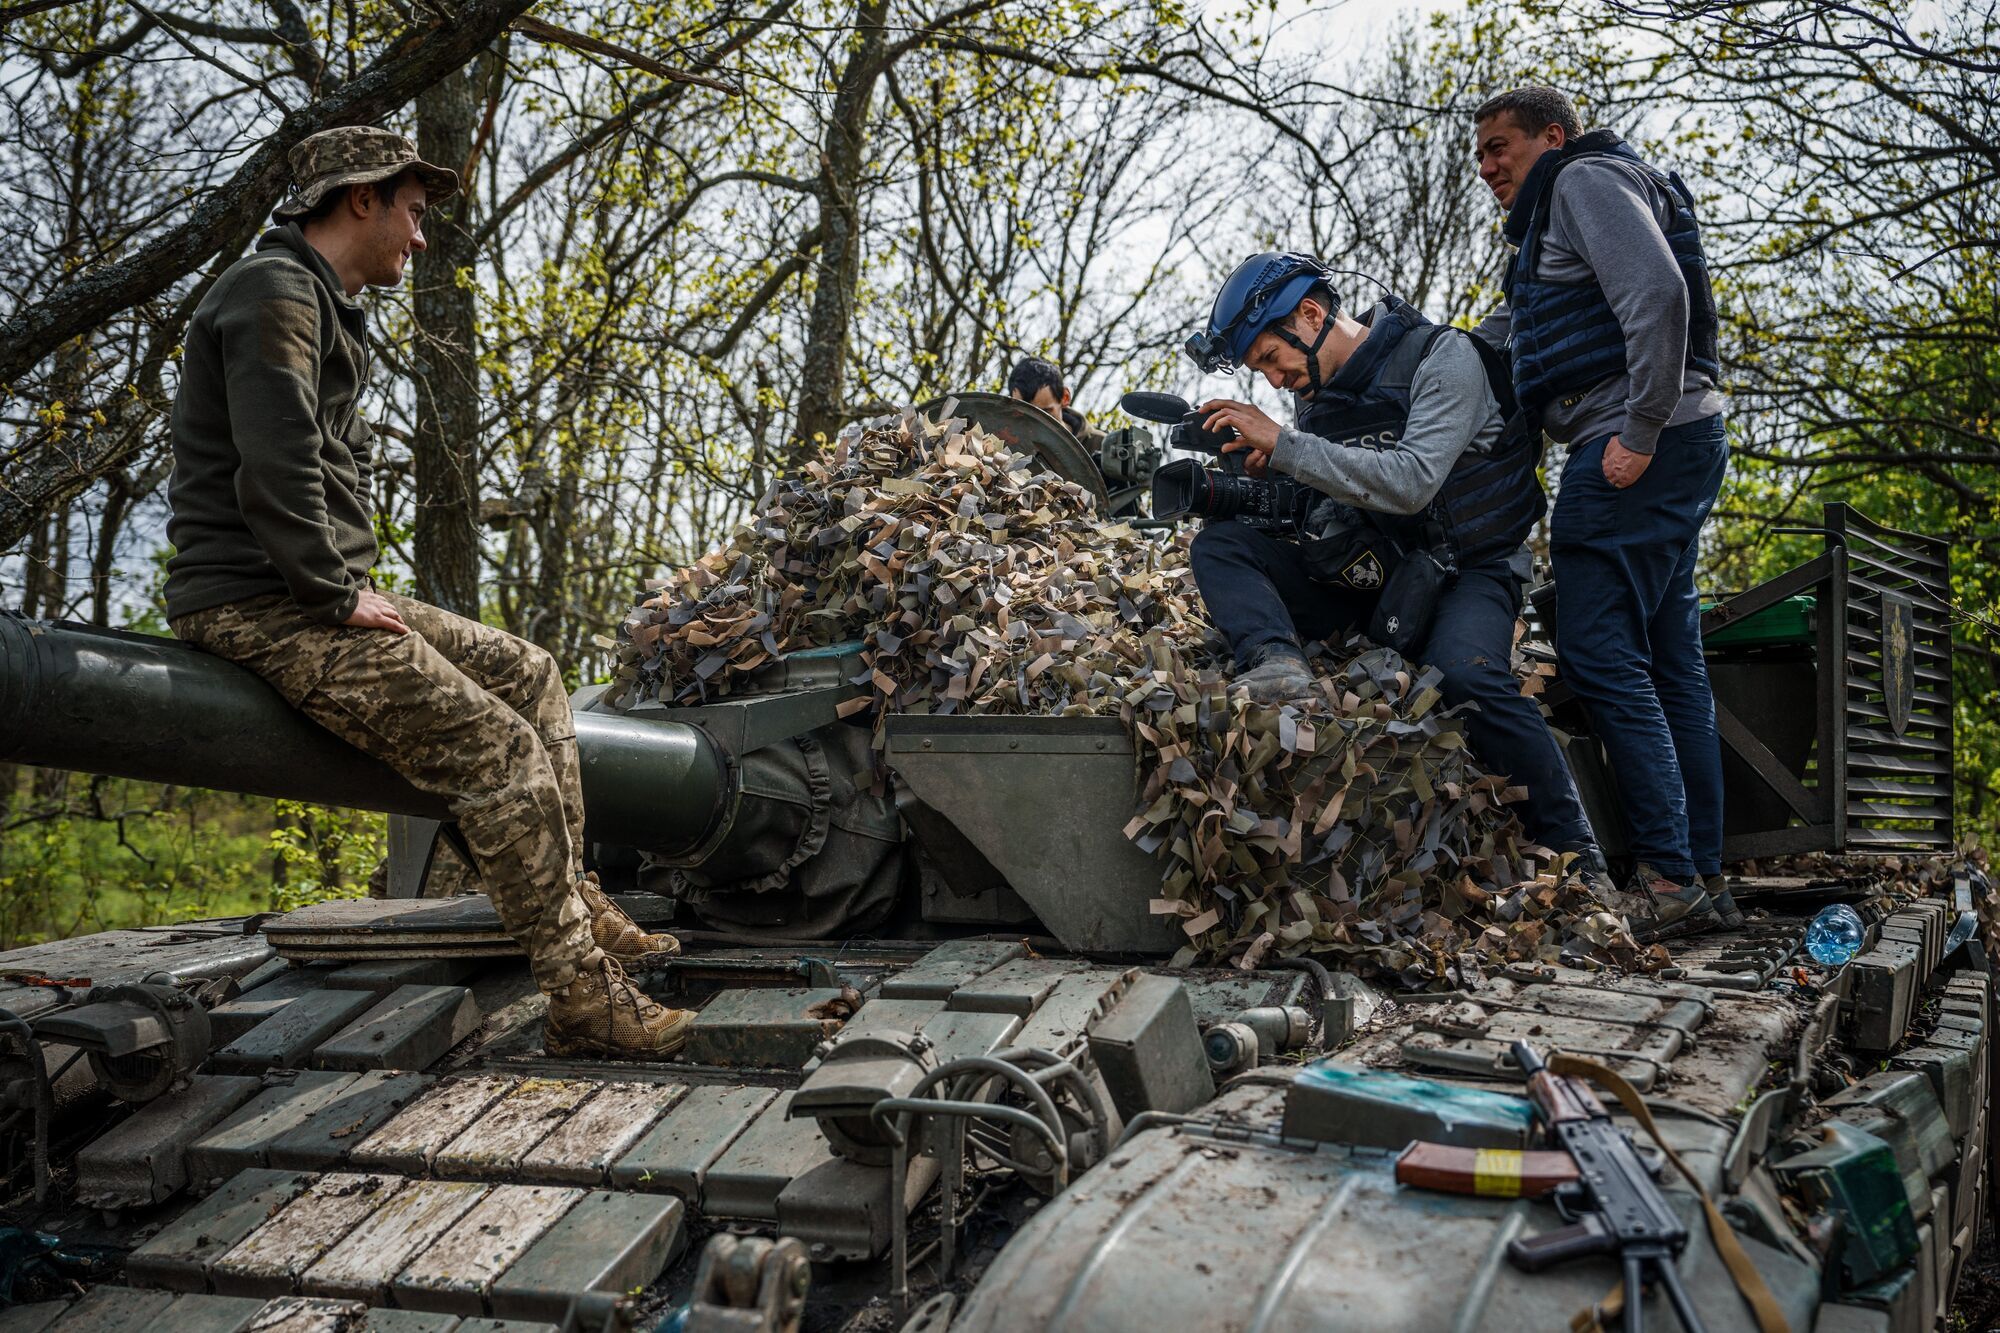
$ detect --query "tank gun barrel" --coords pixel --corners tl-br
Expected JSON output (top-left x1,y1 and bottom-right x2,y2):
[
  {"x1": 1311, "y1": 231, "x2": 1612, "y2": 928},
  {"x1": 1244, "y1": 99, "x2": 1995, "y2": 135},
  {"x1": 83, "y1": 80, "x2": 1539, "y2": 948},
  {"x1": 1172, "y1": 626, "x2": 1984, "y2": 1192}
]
[{"x1": 0, "y1": 614, "x2": 729, "y2": 860}]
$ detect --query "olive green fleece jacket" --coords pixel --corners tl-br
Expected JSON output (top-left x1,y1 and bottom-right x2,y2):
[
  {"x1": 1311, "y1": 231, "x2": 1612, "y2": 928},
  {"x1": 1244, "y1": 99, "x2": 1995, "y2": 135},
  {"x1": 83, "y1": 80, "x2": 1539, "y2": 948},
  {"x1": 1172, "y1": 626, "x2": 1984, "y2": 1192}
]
[{"x1": 164, "y1": 224, "x2": 378, "y2": 625}]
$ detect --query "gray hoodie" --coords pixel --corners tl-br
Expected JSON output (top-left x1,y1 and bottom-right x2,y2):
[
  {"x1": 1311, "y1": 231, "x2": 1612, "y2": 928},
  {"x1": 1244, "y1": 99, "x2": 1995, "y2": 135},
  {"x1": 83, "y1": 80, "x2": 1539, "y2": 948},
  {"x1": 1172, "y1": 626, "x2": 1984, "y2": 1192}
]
[{"x1": 1475, "y1": 155, "x2": 1726, "y2": 454}]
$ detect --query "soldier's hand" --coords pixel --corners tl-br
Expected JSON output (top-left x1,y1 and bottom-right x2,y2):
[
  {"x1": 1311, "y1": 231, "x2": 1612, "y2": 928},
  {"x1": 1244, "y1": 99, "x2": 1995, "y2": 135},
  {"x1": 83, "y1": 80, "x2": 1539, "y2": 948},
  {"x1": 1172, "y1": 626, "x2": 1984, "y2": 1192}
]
[
  {"x1": 345, "y1": 590, "x2": 411, "y2": 634},
  {"x1": 1600, "y1": 436, "x2": 1653, "y2": 489}
]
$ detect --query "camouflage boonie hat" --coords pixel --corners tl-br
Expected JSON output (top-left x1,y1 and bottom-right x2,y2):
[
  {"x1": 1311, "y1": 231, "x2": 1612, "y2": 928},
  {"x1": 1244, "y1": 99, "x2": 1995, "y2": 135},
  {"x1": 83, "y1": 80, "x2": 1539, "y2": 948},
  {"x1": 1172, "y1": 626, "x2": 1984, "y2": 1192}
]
[{"x1": 273, "y1": 126, "x2": 459, "y2": 221}]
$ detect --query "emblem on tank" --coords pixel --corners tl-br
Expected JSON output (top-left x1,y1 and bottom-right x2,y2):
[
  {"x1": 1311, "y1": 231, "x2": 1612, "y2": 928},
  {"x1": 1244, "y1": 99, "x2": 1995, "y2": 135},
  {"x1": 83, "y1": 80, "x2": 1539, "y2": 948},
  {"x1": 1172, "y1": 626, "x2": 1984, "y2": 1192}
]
[{"x1": 1880, "y1": 590, "x2": 1915, "y2": 737}]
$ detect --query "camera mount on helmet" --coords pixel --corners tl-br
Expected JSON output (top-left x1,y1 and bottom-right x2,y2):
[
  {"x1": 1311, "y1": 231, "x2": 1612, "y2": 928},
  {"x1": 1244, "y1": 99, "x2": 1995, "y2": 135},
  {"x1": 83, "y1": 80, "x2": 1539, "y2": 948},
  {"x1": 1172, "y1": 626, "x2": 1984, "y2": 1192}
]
[{"x1": 1187, "y1": 252, "x2": 1342, "y2": 395}]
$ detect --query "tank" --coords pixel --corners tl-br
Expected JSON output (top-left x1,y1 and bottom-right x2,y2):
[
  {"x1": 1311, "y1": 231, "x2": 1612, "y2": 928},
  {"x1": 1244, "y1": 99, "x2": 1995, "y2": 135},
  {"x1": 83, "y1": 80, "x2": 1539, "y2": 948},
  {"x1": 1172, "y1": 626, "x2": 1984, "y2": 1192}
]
[{"x1": 0, "y1": 401, "x2": 1975, "y2": 1332}]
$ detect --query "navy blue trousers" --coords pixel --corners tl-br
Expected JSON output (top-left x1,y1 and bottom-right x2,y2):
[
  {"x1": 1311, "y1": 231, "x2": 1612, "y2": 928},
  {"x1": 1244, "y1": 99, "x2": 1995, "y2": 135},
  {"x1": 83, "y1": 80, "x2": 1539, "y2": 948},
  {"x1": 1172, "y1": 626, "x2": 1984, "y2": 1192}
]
[
  {"x1": 1189, "y1": 520, "x2": 1598, "y2": 853},
  {"x1": 1551, "y1": 416, "x2": 1729, "y2": 880}
]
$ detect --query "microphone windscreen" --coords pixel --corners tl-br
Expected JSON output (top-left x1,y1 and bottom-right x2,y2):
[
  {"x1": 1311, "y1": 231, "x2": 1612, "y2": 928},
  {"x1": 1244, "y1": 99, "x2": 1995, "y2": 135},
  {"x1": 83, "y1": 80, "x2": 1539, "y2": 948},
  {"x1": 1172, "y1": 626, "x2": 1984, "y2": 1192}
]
[{"x1": 1119, "y1": 391, "x2": 1194, "y2": 424}]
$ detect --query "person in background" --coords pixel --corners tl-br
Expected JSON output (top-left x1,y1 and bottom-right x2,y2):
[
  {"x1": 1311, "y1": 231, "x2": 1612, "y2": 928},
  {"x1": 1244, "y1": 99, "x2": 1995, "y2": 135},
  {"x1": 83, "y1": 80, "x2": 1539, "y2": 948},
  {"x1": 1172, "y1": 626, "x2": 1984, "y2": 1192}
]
[{"x1": 1007, "y1": 355, "x2": 1106, "y2": 451}]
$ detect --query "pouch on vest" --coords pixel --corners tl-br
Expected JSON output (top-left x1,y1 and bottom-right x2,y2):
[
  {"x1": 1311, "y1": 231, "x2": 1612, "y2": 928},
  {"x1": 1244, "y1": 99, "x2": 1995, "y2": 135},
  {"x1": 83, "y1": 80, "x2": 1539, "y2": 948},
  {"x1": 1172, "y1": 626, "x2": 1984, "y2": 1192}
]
[
  {"x1": 1302, "y1": 527, "x2": 1398, "y2": 592},
  {"x1": 1368, "y1": 545, "x2": 1449, "y2": 657}
]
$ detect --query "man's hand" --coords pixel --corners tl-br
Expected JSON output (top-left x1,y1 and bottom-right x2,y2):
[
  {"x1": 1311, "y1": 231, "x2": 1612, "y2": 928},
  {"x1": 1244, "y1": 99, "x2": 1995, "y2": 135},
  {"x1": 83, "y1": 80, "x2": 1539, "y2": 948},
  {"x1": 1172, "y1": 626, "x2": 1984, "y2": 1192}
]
[
  {"x1": 344, "y1": 589, "x2": 411, "y2": 634},
  {"x1": 1600, "y1": 436, "x2": 1653, "y2": 489},
  {"x1": 1201, "y1": 399, "x2": 1280, "y2": 477}
]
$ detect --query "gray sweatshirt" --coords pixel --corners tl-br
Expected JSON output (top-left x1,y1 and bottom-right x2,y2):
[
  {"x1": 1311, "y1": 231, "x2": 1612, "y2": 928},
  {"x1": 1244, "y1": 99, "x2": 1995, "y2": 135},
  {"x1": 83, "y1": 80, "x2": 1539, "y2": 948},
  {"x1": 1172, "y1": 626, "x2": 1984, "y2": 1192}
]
[
  {"x1": 1269, "y1": 317, "x2": 1532, "y2": 579},
  {"x1": 1270, "y1": 322, "x2": 1501, "y2": 515},
  {"x1": 1475, "y1": 155, "x2": 1726, "y2": 454}
]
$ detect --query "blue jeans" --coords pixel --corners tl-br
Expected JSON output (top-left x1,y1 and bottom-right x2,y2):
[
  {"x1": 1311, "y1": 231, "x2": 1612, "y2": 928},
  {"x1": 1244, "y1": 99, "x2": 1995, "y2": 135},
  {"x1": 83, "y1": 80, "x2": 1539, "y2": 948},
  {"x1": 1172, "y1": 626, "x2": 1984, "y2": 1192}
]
[
  {"x1": 1189, "y1": 520, "x2": 1598, "y2": 853},
  {"x1": 1550, "y1": 415, "x2": 1729, "y2": 880}
]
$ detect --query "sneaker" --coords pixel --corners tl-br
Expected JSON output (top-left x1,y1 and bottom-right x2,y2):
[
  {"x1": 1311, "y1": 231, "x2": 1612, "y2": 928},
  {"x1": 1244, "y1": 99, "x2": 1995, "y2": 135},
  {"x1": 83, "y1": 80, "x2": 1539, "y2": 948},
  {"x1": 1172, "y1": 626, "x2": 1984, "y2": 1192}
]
[
  {"x1": 1703, "y1": 873, "x2": 1745, "y2": 928},
  {"x1": 544, "y1": 956, "x2": 695, "y2": 1059},
  {"x1": 1615, "y1": 863, "x2": 1722, "y2": 944},
  {"x1": 1234, "y1": 645, "x2": 1313, "y2": 705},
  {"x1": 1570, "y1": 846, "x2": 1612, "y2": 879},
  {"x1": 576, "y1": 872, "x2": 680, "y2": 964}
]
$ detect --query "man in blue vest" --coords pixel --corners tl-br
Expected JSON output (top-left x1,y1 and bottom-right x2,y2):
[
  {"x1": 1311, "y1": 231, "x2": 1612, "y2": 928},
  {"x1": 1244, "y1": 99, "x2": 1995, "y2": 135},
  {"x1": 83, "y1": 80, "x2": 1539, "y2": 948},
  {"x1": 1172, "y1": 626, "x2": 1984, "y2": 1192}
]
[
  {"x1": 1470, "y1": 86, "x2": 1733, "y2": 941},
  {"x1": 1186, "y1": 252, "x2": 1607, "y2": 882}
]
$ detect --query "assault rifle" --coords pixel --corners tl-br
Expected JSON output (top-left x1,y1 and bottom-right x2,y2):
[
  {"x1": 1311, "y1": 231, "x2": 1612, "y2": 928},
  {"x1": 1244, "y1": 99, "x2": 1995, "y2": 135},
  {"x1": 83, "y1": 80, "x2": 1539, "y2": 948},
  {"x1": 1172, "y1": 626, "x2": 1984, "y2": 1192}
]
[{"x1": 1393, "y1": 1040, "x2": 1708, "y2": 1333}]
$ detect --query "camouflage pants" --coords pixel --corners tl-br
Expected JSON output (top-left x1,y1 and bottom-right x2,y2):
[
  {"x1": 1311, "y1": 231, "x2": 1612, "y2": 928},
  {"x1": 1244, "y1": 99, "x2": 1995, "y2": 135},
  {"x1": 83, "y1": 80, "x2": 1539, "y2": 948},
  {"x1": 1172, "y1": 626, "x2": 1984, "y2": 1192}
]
[{"x1": 171, "y1": 591, "x2": 602, "y2": 990}]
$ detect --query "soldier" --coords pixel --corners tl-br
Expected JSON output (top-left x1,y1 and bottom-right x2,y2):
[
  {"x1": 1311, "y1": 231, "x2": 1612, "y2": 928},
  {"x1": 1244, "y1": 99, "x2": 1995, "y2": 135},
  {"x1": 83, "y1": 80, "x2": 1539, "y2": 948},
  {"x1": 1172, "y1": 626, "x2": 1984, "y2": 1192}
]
[
  {"x1": 163, "y1": 126, "x2": 696, "y2": 1056},
  {"x1": 1470, "y1": 87, "x2": 1733, "y2": 941},
  {"x1": 1007, "y1": 356, "x2": 1106, "y2": 452},
  {"x1": 1186, "y1": 252, "x2": 1608, "y2": 882}
]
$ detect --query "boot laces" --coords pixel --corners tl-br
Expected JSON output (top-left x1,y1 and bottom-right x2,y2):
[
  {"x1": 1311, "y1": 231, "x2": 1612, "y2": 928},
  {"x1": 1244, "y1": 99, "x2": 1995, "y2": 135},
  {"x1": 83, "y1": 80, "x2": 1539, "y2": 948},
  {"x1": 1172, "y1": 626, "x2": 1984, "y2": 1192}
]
[{"x1": 595, "y1": 956, "x2": 657, "y2": 1020}]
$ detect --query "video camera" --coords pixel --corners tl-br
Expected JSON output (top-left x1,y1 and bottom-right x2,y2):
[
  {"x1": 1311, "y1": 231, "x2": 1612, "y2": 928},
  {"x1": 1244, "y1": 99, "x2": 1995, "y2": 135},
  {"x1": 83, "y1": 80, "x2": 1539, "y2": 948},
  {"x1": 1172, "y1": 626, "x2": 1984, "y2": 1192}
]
[{"x1": 1120, "y1": 391, "x2": 1318, "y2": 536}]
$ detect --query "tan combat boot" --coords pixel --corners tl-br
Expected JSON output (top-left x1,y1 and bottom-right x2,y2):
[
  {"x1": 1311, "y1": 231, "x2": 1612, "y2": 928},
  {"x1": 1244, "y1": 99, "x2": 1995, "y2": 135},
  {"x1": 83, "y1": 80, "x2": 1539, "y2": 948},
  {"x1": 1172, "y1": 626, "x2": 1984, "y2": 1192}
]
[
  {"x1": 575, "y1": 872, "x2": 681, "y2": 964},
  {"x1": 544, "y1": 956, "x2": 695, "y2": 1059}
]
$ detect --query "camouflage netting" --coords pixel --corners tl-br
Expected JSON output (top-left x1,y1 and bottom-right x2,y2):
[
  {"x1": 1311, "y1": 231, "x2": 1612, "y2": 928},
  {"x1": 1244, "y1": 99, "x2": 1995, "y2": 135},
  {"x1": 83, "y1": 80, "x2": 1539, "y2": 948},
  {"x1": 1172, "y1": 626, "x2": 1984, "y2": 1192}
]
[{"x1": 611, "y1": 408, "x2": 1654, "y2": 987}]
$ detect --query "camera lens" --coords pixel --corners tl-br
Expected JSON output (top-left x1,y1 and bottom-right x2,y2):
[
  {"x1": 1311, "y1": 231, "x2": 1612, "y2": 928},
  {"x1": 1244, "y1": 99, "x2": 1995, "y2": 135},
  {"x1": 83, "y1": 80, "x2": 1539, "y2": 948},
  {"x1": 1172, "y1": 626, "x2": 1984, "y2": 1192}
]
[{"x1": 1151, "y1": 460, "x2": 1313, "y2": 532}]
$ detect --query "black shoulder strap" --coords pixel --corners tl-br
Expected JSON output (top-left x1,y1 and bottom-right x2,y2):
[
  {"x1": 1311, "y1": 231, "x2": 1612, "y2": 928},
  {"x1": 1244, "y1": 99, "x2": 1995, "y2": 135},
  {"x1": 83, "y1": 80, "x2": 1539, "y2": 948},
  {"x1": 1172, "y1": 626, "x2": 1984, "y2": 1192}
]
[
  {"x1": 1429, "y1": 324, "x2": 1539, "y2": 457},
  {"x1": 1526, "y1": 147, "x2": 1611, "y2": 247},
  {"x1": 1563, "y1": 149, "x2": 1695, "y2": 226},
  {"x1": 1395, "y1": 324, "x2": 1523, "y2": 427},
  {"x1": 1458, "y1": 327, "x2": 1522, "y2": 425}
]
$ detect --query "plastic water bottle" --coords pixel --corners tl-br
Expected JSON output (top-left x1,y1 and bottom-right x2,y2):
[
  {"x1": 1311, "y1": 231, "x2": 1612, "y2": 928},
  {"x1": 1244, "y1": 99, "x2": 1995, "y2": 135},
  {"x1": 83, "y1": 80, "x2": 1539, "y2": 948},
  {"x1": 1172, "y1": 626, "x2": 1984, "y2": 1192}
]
[{"x1": 1804, "y1": 904, "x2": 1865, "y2": 966}]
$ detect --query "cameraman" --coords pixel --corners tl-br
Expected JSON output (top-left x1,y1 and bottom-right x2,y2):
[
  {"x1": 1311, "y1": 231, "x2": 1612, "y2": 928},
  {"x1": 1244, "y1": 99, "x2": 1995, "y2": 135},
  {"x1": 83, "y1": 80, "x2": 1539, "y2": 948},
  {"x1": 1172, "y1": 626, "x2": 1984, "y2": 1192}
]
[{"x1": 1186, "y1": 252, "x2": 1602, "y2": 871}]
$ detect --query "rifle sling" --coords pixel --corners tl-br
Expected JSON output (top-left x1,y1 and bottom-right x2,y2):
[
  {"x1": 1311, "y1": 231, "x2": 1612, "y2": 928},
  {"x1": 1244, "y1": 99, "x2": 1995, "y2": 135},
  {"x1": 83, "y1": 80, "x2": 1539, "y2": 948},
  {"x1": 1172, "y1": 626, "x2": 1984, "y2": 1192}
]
[{"x1": 1545, "y1": 1053, "x2": 1792, "y2": 1333}]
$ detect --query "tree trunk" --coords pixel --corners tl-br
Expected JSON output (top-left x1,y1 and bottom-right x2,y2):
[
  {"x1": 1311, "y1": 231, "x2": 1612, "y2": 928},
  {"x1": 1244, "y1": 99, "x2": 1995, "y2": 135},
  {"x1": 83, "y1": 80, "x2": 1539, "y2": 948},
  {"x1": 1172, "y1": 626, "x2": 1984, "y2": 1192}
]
[
  {"x1": 23, "y1": 516, "x2": 51, "y2": 618},
  {"x1": 528, "y1": 381, "x2": 583, "y2": 660},
  {"x1": 787, "y1": 0, "x2": 890, "y2": 465},
  {"x1": 410, "y1": 61, "x2": 490, "y2": 618}
]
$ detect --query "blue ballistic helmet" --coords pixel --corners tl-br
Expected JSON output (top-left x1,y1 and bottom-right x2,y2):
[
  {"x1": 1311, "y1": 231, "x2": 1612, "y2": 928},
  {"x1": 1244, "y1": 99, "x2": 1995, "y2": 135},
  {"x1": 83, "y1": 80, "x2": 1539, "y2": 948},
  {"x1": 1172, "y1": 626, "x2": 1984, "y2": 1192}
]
[{"x1": 1185, "y1": 252, "x2": 1340, "y2": 378}]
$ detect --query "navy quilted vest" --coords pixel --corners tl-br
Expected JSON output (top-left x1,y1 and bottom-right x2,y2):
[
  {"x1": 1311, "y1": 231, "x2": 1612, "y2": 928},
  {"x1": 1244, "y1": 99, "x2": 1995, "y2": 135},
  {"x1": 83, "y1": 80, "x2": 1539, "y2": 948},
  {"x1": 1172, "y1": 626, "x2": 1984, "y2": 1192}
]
[{"x1": 1503, "y1": 134, "x2": 1720, "y2": 420}]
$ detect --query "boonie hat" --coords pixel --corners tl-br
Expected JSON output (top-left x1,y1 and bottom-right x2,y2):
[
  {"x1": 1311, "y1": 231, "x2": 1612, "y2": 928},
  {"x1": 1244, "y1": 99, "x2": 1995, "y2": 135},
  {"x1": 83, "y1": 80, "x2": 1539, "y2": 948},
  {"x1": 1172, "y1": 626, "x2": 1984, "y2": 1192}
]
[{"x1": 273, "y1": 126, "x2": 459, "y2": 221}]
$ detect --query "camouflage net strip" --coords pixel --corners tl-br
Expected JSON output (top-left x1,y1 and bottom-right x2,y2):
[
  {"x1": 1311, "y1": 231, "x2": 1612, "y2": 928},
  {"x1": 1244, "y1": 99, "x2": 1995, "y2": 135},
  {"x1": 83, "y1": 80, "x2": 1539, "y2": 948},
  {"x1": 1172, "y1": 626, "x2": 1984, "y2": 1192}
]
[{"x1": 613, "y1": 409, "x2": 1652, "y2": 987}]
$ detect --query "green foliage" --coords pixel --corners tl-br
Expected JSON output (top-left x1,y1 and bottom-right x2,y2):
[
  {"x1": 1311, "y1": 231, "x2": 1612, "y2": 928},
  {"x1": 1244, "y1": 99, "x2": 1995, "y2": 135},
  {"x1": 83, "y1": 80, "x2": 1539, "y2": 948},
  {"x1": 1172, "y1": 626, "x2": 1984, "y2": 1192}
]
[
  {"x1": 266, "y1": 798, "x2": 386, "y2": 914},
  {"x1": 1709, "y1": 266, "x2": 2000, "y2": 836},
  {"x1": 1630, "y1": 0, "x2": 2000, "y2": 839},
  {"x1": 0, "y1": 775, "x2": 381, "y2": 947}
]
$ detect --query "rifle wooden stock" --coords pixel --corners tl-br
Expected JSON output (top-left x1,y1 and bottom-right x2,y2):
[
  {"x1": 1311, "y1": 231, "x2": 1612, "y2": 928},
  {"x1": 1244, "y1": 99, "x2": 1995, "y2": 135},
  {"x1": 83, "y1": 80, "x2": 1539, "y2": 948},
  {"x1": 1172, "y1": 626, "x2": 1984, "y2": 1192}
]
[{"x1": 1393, "y1": 1141, "x2": 1581, "y2": 1199}]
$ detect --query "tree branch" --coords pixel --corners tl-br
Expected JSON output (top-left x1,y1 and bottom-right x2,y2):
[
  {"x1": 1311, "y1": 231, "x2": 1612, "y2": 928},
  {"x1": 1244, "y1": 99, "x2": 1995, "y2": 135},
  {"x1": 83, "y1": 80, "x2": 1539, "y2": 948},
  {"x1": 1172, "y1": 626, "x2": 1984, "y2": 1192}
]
[
  {"x1": 509, "y1": 15, "x2": 742, "y2": 94},
  {"x1": 0, "y1": 0, "x2": 538, "y2": 394}
]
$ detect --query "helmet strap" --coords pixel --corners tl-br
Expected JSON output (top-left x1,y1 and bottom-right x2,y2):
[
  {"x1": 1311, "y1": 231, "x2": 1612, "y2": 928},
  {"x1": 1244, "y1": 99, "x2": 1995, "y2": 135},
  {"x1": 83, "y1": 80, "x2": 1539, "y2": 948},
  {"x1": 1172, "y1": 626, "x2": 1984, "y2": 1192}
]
[{"x1": 1276, "y1": 318, "x2": 1336, "y2": 397}]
